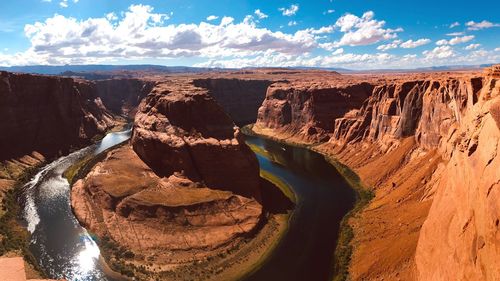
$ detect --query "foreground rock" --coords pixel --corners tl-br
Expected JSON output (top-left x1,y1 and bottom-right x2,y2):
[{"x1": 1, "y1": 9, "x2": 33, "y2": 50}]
[
  {"x1": 71, "y1": 81, "x2": 264, "y2": 278},
  {"x1": 254, "y1": 66, "x2": 500, "y2": 280}
]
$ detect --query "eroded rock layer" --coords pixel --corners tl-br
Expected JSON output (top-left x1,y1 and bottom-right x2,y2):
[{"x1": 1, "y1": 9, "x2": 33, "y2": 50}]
[
  {"x1": 254, "y1": 66, "x2": 500, "y2": 281},
  {"x1": 72, "y1": 81, "x2": 263, "y2": 267},
  {"x1": 0, "y1": 71, "x2": 114, "y2": 160}
]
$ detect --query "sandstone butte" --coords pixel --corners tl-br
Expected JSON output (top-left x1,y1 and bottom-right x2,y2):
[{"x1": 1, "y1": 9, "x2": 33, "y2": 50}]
[{"x1": 70, "y1": 81, "x2": 264, "y2": 276}]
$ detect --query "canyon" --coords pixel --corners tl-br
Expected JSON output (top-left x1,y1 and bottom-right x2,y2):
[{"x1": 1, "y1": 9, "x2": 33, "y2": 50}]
[{"x1": 0, "y1": 66, "x2": 498, "y2": 281}]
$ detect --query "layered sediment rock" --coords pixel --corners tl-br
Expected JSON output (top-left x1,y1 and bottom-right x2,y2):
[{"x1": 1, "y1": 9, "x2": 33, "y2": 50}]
[
  {"x1": 72, "y1": 81, "x2": 263, "y2": 267},
  {"x1": 254, "y1": 81, "x2": 374, "y2": 143},
  {"x1": 254, "y1": 67, "x2": 500, "y2": 280},
  {"x1": 0, "y1": 71, "x2": 114, "y2": 160}
]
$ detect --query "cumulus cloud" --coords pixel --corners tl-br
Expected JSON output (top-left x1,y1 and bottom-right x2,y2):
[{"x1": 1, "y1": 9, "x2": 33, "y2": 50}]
[
  {"x1": 435, "y1": 35, "x2": 474, "y2": 46},
  {"x1": 495, "y1": 47, "x2": 500, "y2": 52},
  {"x1": 376, "y1": 38, "x2": 430, "y2": 50},
  {"x1": 377, "y1": 40, "x2": 401, "y2": 51},
  {"x1": 206, "y1": 15, "x2": 218, "y2": 21},
  {"x1": 323, "y1": 9, "x2": 335, "y2": 15},
  {"x1": 0, "y1": 4, "x2": 320, "y2": 66},
  {"x1": 466, "y1": 20, "x2": 500, "y2": 30},
  {"x1": 449, "y1": 22, "x2": 460, "y2": 28},
  {"x1": 254, "y1": 9, "x2": 268, "y2": 19},
  {"x1": 423, "y1": 45, "x2": 455, "y2": 59},
  {"x1": 465, "y1": 43, "x2": 480, "y2": 50},
  {"x1": 288, "y1": 21, "x2": 298, "y2": 26},
  {"x1": 333, "y1": 11, "x2": 402, "y2": 47},
  {"x1": 400, "y1": 38, "x2": 431, "y2": 48},
  {"x1": 279, "y1": 4, "x2": 299, "y2": 16}
]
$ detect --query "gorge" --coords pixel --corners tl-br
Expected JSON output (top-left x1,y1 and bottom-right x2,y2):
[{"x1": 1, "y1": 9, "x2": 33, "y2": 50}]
[{"x1": 0, "y1": 66, "x2": 498, "y2": 281}]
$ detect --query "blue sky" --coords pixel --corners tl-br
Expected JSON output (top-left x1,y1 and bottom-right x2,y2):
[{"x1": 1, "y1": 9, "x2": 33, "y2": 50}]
[{"x1": 0, "y1": 0, "x2": 499, "y2": 69}]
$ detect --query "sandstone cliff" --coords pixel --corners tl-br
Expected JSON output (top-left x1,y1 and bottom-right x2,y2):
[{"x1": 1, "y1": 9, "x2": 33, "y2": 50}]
[
  {"x1": 253, "y1": 67, "x2": 500, "y2": 281},
  {"x1": 95, "y1": 79, "x2": 155, "y2": 117},
  {"x1": 71, "y1": 81, "x2": 263, "y2": 273},
  {"x1": 193, "y1": 78, "x2": 272, "y2": 126},
  {"x1": 0, "y1": 71, "x2": 114, "y2": 161}
]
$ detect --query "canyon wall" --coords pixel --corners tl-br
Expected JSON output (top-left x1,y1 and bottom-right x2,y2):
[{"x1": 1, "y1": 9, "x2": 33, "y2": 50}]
[
  {"x1": 193, "y1": 78, "x2": 272, "y2": 126},
  {"x1": 72, "y1": 81, "x2": 263, "y2": 270},
  {"x1": 254, "y1": 66, "x2": 500, "y2": 281},
  {"x1": 0, "y1": 71, "x2": 114, "y2": 161},
  {"x1": 95, "y1": 79, "x2": 156, "y2": 117}
]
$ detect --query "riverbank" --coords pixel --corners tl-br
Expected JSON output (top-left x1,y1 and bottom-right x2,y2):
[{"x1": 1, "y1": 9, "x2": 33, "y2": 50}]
[
  {"x1": 0, "y1": 161, "x2": 47, "y2": 279},
  {"x1": 245, "y1": 124, "x2": 374, "y2": 281}
]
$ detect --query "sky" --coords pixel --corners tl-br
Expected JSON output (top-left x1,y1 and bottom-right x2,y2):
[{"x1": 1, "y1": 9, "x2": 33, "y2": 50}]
[{"x1": 0, "y1": 0, "x2": 499, "y2": 69}]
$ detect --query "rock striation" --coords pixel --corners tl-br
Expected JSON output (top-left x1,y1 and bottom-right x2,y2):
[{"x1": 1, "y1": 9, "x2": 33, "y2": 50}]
[
  {"x1": 253, "y1": 67, "x2": 500, "y2": 281},
  {"x1": 71, "y1": 81, "x2": 263, "y2": 269},
  {"x1": 0, "y1": 71, "x2": 114, "y2": 160}
]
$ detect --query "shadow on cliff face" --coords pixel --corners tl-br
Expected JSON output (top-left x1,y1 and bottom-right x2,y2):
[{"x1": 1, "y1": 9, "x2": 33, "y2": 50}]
[
  {"x1": 192, "y1": 78, "x2": 273, "y2": 126},
  {"x1": 260, "y1": 178, "x2": 294, "y2": 214}
]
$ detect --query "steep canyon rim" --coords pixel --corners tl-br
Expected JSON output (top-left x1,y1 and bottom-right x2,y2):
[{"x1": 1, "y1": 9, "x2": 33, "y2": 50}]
[{"x1": 0, "y1": 66, "x2": 498, "y2": 280}]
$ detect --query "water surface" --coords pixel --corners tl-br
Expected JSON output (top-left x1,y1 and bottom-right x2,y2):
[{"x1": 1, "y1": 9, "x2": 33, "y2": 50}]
[{"x1": 243, "y1": 134, "x2": 356, "y2": 281}]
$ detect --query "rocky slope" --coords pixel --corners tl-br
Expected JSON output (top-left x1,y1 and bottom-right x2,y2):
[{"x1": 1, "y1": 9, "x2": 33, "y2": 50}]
[
  {"x1": 71, "y1": 81, "x2": 264, "y2": 274},
  {"x1": 254, "y1": 66, "x2": 500, "y2": 280},
  {"x1": 0, "y1": 71, "x2": 114, "y2": 161}
]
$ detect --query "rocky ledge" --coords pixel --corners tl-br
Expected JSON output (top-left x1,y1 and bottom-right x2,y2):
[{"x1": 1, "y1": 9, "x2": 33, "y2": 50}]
[{"x1": 71, "y1": 81, "x2": 264, "y2": 276}]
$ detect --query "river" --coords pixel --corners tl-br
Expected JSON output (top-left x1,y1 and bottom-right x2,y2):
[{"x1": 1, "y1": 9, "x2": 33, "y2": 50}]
[{"x1": 20, "y1": 128, "x2": 355, "y2": 281}]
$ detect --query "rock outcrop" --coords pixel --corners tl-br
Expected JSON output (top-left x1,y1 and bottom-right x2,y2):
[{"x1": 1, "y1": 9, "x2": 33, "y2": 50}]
[
  {"x1": 254, "y1": 81, "x2": 374, "y2": 143},
  {"x1": 72, "y1": 81, "x2": 263, "y2": 269},
  {"x1": 0, "y1": 71, "x2": 114, "y2": 160},
  {"x1": 253, "y1": 67, "x2": 500, "y2": 281}
]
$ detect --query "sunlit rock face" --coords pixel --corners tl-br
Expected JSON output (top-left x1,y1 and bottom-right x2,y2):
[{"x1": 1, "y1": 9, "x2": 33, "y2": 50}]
[{"x1": 253, "y1": 66, "x2": 500, "y2": 281}]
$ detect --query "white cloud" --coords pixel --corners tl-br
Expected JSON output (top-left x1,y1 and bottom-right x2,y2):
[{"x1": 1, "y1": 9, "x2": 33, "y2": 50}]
[
  {"x1": 323, "y1": 9, "x2": 335, "y2": 15},
  {"x1": 466, "y1": 20, "x2": 500, "y2": 30},
  {"x1": 400, "y1": 38, "x2": 431, "y2": 48},
  {"x1": 0, "y1": 4, "x2": 320, "y2": 66},
  {"x1": 59, "y1": 0, "x2": 68, "y2": 7},
  {"x1": 435, "y1": 35, "x2": 474, "y2": 46},
  {"x1": 423, "y1": 45, "x2": 455, "y2": 59},
  {"x1": 465, "y1": 43, "x2": 480, "y2": 50},
  {"x1": 288, "y1": 21, "x2": 297, "y2": 26},
  {"x1": 254, "y1": 9, "x2": 268, "y2": 19},
  {"x1": 333, "y1": 11, "x2": 402, "y2": 47},
  {"x1": 332, "y1": 48, "x2": 344, "y2": 55},
  {"x1": 449, "y1": 22, "x2": 460, "y2": 28},
  {"x1": 377, "y1": 40, "x2": 401, "y2": 51},
  {"x1": 206, "y1": 15, "x2": 218, "y2": 21},
  {"x1": 446, "y1": 32, "x2": 464, "y2": 36},
  {"x1": 495, "y1": 47, "x2": 500, "y2": 52},
  {"x1": 279, "y1": 4, "x2": 299, "y2": 16}
]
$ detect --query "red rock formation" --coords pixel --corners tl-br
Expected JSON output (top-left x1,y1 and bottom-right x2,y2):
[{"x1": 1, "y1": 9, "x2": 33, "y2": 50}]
[
  {"x1": 192, "y1": 78, "x2": 272, "y2": 125},
  {"x1": 254, "y1": 81, "x2": 374, "y2": 143},
  {"x1": 132, "y1": 82, "x2": 261, "y2": 200},
  {"x1": 72, "y1": 80, "x2": 263, "y2": 269},
  {"x1": 0, "y1": 71, "x2": 114, "y2": 160},
  {"x1": 253, "y1": 67, "x2": 500, "y2": 281},
  {"x1": 95, "y1": 79, "x2": 155, "y2": 117}
]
